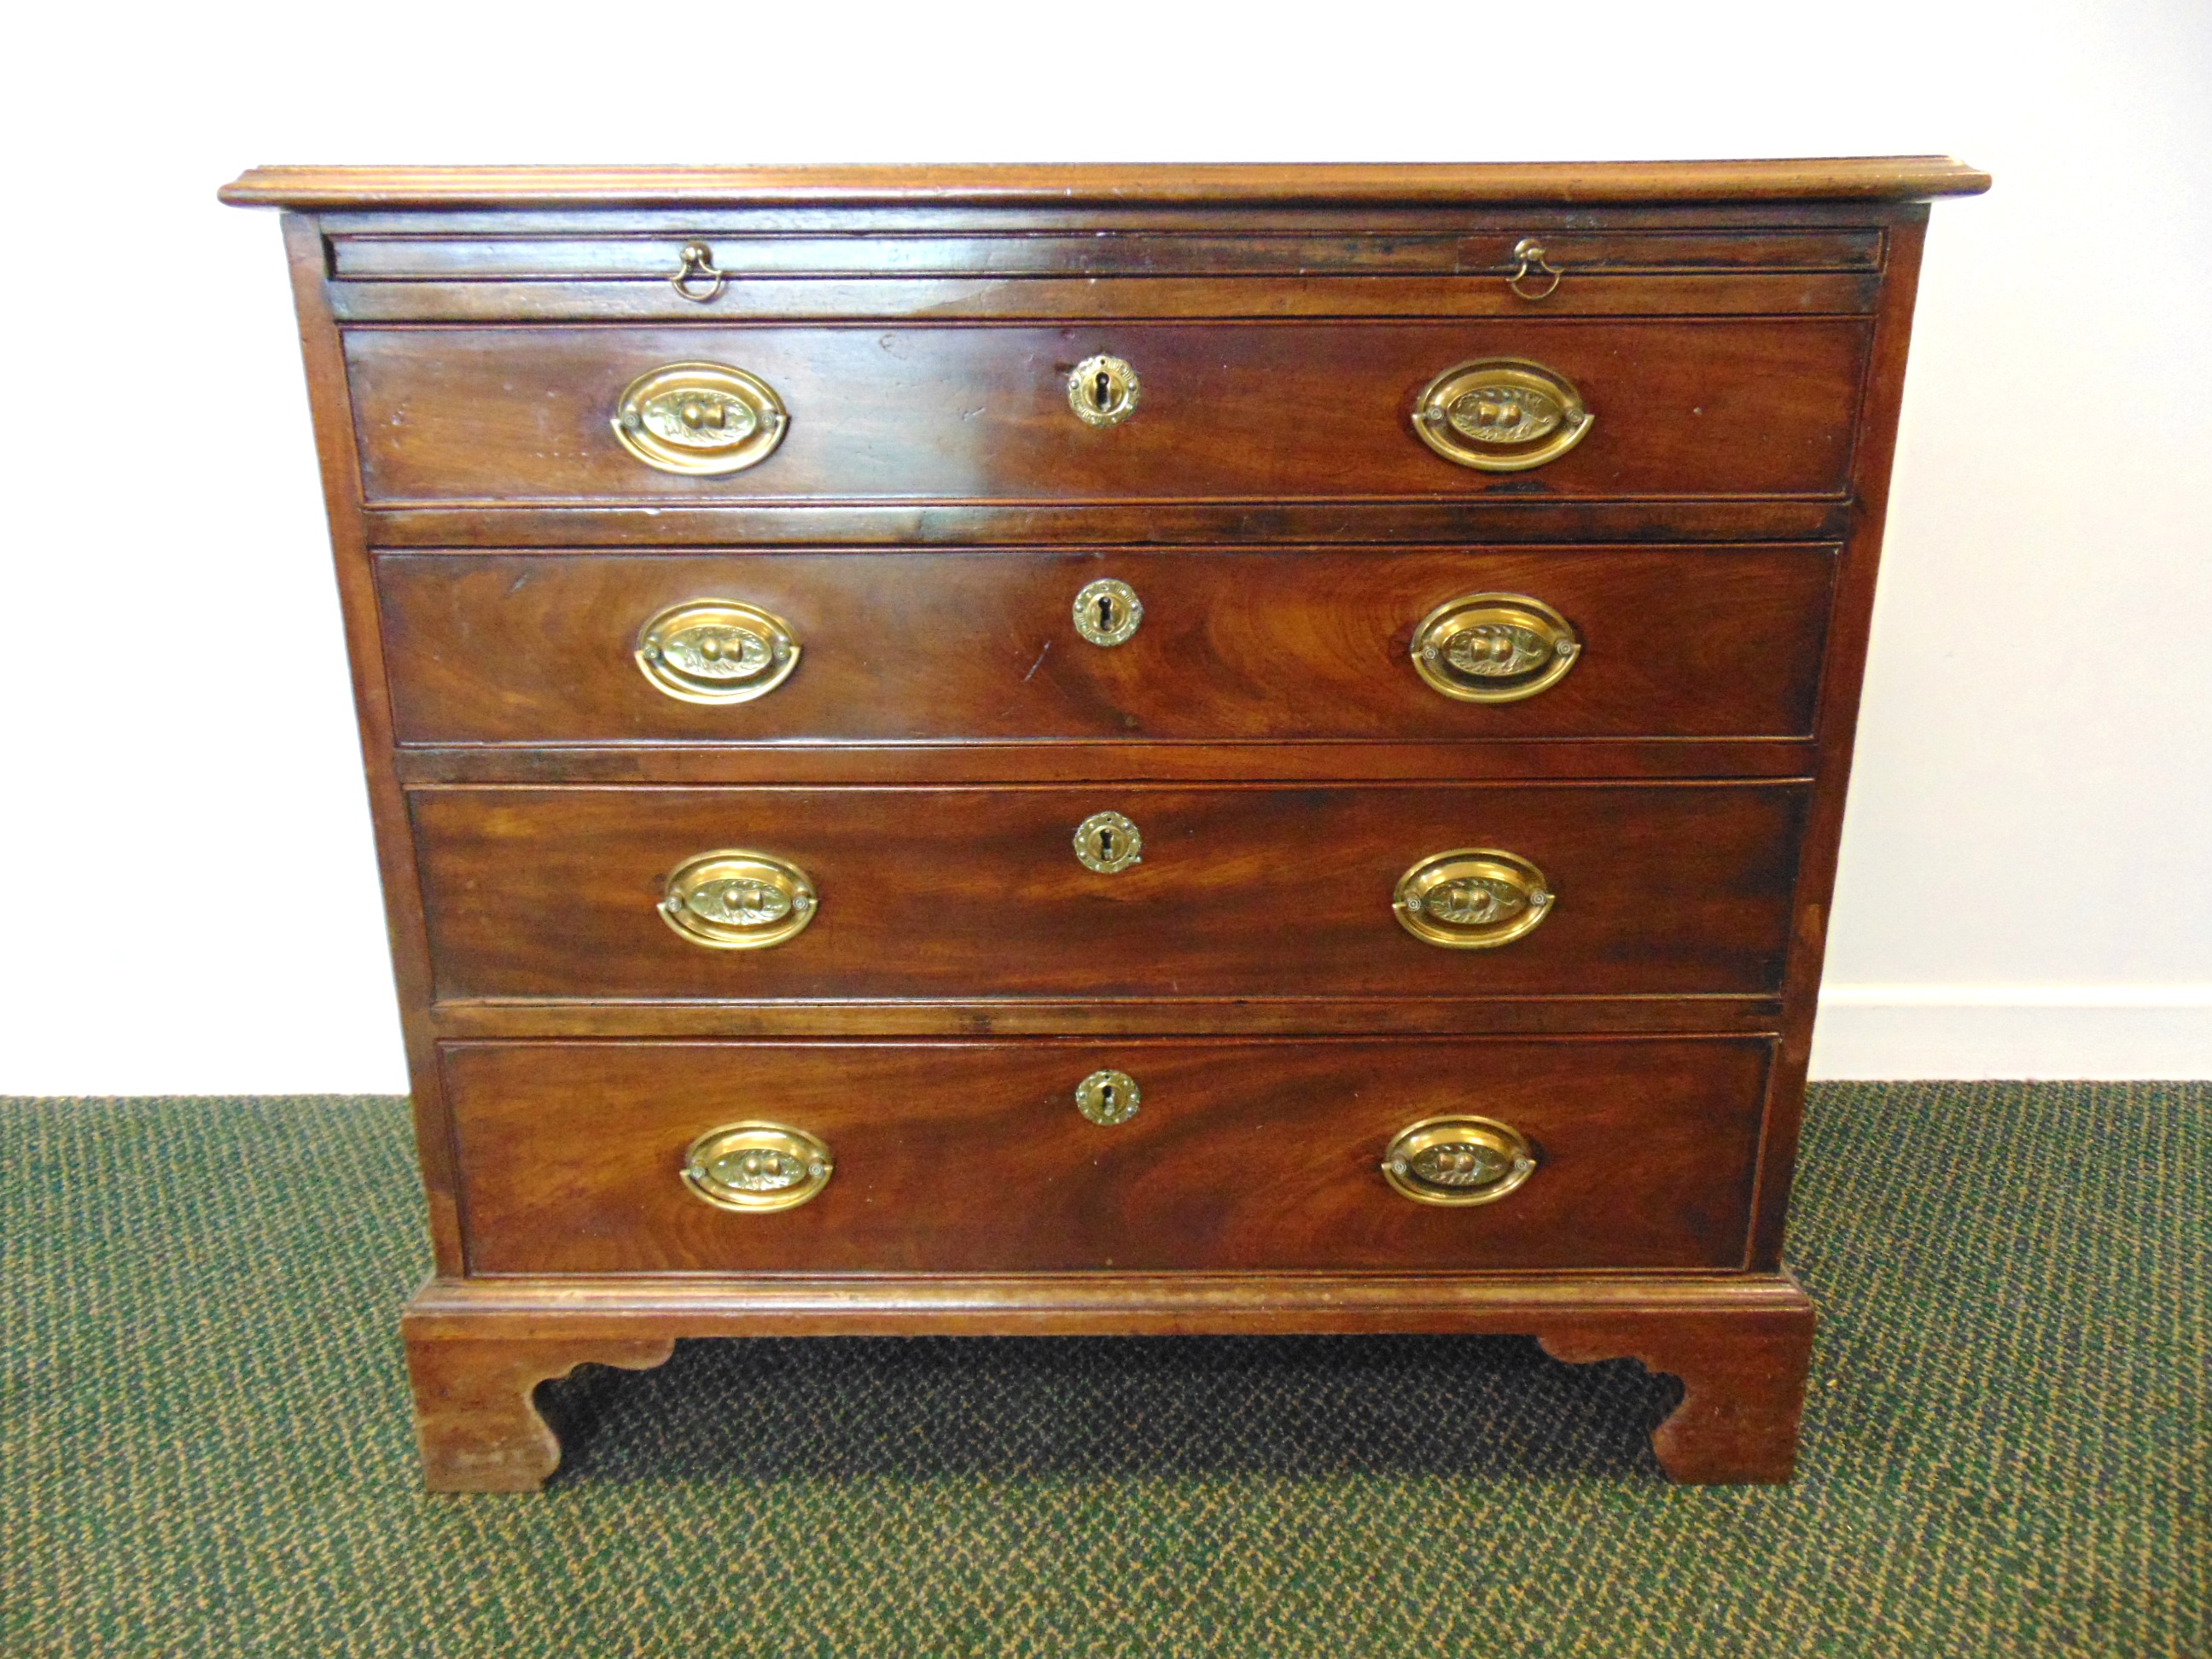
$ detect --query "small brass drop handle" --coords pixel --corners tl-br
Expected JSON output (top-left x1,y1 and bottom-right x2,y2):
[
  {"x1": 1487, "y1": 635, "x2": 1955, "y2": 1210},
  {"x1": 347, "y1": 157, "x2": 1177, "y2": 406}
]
[
  {"x1": 1411, "y1": 593, "x2": 1580, "y2": 703},
  {"x1": 661, "y1": 849, "x2": 818, "y2": 950},
  {"x1": 1507, "y1": 237, "x2": 1563, "y2": 301},
  {"x1": 1382, "y1": 1115, "x2": 1536, "y2": 1206},
  {"x1": 670, "y1": 241, "x2": 726, "y2": 303},
  {"x1": 683, "y1": 1121, "x2": 833, "y2": 1214}
]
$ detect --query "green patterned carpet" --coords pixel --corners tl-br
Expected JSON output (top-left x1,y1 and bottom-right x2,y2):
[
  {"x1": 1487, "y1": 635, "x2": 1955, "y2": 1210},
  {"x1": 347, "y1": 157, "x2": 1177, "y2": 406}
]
[{"x1": 3, "y1": 1083, "x2": 2203, "y2": 1656}]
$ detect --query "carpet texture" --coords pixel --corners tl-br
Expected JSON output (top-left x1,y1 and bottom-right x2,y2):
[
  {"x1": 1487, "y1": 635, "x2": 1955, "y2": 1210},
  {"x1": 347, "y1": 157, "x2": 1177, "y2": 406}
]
[{"x1": 2, "y1": 1082, "x2": 2203, "y2": 1656}]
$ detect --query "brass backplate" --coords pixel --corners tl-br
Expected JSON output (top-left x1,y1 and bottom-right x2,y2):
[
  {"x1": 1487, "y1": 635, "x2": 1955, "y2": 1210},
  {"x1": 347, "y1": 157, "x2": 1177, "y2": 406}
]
[
  {"x1": 1394, "y1": 848, "x2": 1553, "y2": 949},
  {"x1": 1412, "y1": 358, "x2": 1592, "y2": 472},
  {"x1": 1073, "y1": 810, "x2": 1144, "y2": 873},
  {"x1": 1411, "y1": 592, "x2": 1580, "y2": 703},
  {"x1": 1381, "y1": 1115, "x2": 1536, "y2": 1206},
  {"x1": 613, "y1": 362, "x2": 789, "y2": 474},
  {"x1": 683, "y1": 1121, "x2": 834, "y2": 1214},
  {"x1": 635, "y1": 598, "x2": 800, "y2": 704},
  {"x1": 661, "y1": 849, "x2": 818, "y2": 950},
  {"x1": 1074, "y1": 1069, "x2": 1142, "y2": 1126},
  {"x1": 1073, "y1": 578, "x2": 1143, "y2": 646},
  {"x1": 1068, "y1": 354, "x2": 1140, "y2": 427}
]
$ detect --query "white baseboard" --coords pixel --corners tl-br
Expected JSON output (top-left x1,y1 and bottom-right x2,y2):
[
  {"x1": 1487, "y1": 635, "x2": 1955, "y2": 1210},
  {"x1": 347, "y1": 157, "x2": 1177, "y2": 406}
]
[{"x1": 1810, "y1": 986, "x2": 2212, "y2": 1080}]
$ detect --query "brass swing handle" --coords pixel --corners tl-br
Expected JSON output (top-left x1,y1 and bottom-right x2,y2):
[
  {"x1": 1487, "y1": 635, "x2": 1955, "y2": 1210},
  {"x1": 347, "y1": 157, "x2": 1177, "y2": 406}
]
[
  {"x1": 1412, "y1": 358, "x2": 1592, "y2": 473},
  {"x1": 1382, "y1": 1115, "x2": 1537, "y2": 1206}
]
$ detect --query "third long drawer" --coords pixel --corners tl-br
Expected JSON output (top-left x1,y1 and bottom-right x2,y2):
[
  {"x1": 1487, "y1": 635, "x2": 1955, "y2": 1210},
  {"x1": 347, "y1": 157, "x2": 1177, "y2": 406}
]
[{"x1": 411, "y1": 781, "x2": 1809, "y2": 1002}]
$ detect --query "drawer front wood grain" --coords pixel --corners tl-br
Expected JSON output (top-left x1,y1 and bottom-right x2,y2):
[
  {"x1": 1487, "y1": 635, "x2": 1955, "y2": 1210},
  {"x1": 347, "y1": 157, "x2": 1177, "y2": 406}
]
[
  {"x1": 410, "y1": 782, "x2": 1809, "y2": 1002},
  {"x1": 444, "y1": 1036, "x2": 1774, "y2": 1274},
  {"x1": 346, "y1": 320, "x2": 1868, "y2": 504},
  {"x1": 377, "y1": 544, "x2": 1837, "y2": 745}
]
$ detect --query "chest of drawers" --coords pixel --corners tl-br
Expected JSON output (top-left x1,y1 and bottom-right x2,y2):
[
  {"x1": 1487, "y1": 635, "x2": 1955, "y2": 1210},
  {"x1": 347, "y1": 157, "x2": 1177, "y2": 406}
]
[{"x1": 221, "y1": 159, "x2": 1987, "y2": 1489}]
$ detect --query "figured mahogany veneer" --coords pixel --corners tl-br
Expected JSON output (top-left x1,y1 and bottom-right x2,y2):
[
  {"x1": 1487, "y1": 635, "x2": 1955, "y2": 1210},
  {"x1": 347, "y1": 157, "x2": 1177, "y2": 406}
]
[
  {"x1": 346, "y1": 321, "x2": 1867, "y2": 505},
  {"x1": 444, "y1": 1037, "x2": 1773, "y2": 1276},
  {"x1": 377, "y1": 544, "x2": 1837, "y2": 745},
  {"x1": 410, "y1": 782, "x2": 1809, "y2": 1002},
  {"x1": 224, "y1": 158, "x2": 1985, "y2": 1490}
]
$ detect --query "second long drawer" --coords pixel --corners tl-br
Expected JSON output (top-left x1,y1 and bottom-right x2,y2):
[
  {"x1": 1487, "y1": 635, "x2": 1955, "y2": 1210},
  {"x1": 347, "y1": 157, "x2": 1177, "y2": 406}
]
[
  {"x1": 378, "y1": 544, "x2": 1837, "y2": 744},
  {"x1": 411, "y1": 781, "x2": 1808, "y2": 1001}
]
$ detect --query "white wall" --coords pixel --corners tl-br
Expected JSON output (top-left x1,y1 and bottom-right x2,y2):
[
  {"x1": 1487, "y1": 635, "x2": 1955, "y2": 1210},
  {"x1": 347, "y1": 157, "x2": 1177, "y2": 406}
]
[{"x1": 2, "y1": 0, "x2": 2206, "y2": 1091}]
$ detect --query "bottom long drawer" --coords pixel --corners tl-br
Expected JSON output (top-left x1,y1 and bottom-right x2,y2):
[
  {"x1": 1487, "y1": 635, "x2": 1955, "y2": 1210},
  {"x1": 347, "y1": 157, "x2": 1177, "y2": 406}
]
[{"x1": 443, "y1": 1036, "x2": 1773, "y2": 1275}]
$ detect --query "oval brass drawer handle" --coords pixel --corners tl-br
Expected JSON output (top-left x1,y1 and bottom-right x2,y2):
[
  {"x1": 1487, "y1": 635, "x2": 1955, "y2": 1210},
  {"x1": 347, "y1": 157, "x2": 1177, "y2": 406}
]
[
  {"x1": 683, "y1": 1121, "x2": 833, "y2": 1214},
  {"x1": 1411, "y1": 592, "x2": 1580, "y2": 703},
  {"x1": 635, "y1": 599, "x2": 800, "y2": 705},
  {"x1": 613, "y1": 362, "x2": 789, "y2": 474},
  {"x1": 1382, "y1": 1115, "x2": 1536, "y2": 1206},
  {"x1": 1394, "y1": 848, "x2": 1553, "y2": 949},
  {"x1": 1412, "y1": 358, "x2": 1591, "y2": 472},
  {"x1": 661, "y1": 849, "x2": 818, "y2": 950}
]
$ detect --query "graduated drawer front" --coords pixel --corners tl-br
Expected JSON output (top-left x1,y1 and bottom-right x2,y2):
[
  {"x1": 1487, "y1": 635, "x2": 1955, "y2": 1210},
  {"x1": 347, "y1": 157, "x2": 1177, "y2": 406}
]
[
  {"x1": 410, "y1": 782, "x2": 1808, "y2": 1002},
  {"x1": 443, "y1": 1037, "x2": 1773, "y2": 1274},
  {"x1": 378, "y1": 544, "x2": 1836, "y2": 745},
  {"x1": 346, "y1": 319, "x2": 1868, "y2": 504}
]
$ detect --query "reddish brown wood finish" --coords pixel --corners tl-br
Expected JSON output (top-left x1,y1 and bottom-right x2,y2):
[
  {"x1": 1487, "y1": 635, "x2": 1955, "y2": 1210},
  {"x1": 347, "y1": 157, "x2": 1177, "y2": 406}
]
[
  {"x1": 376, "y1": 544, "x2": 1835, "y2": 746},
  {"x1": 225, "y1": 161, "x2": 1978, "y2": 1489},
  {"x1": 407, "y1": 782, "x2": 1810, "y2": 1002},
  {"x1": 443, "y1": 1036, "x2": 1773, "y2": 1275},
  {"x1": 345, "y1": 320, "x2": 1869, "y2": 505},
  {"x1": 221, "y1": 157, "x2": 1992, "y2": 208},
  {"x1": 399, "y1": 1269, "x2": 1817, "y2": 1487}
]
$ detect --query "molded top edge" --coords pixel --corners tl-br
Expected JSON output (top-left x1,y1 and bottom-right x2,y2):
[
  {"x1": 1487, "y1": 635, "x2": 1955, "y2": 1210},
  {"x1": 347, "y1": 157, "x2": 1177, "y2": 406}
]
[{"x1": 219, "y1": 158, "x2": 1992, "y2": 211}]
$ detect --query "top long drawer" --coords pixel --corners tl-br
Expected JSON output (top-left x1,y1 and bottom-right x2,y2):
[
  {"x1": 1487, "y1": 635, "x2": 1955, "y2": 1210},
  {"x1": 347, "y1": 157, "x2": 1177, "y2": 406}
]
[{"x1": 343, "y1": 320, "x2": 1869, "y2": 507}]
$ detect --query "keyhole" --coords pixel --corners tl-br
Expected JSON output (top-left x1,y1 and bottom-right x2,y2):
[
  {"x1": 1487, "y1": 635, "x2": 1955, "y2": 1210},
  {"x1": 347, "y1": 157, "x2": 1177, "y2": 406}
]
[
  {"x1": 1097, "y1": 594, "x2": 1116, "y2": 631},
  {"x1": 1099, "y1": 1083, "x2": 1117, "y2": 1110},
  {"x1": 1097, "y1": 830, "x2": 1116, "y2": 861},
  {"x1": 1094, "y1": 370, "x2": 1113, "y2": 410}
]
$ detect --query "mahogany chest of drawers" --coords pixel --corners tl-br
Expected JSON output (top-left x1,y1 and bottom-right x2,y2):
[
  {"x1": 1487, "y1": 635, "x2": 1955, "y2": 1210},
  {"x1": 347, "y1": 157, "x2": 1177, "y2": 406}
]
[{"x1": 221, "y1": 159, "x2": 1987, "y2": 1489}]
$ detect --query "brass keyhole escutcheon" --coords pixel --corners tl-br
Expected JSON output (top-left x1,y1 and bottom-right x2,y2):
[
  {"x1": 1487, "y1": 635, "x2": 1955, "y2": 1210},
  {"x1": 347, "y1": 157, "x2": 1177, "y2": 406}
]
[
  {"x1": 613, "y1": 362, "x2": 789, "y2": 475},
  {"x1": 635, "y1": 599, "x2": 800, "y2": 705},
  {"x1": 1074, "y1": 810, "x2": 1144, "y2": 874},
  {"x1": 1075, "y1": 1069, "x2": 1142, "y2": 1126},
  {"x1": 1393, "y1": 848, "x2": 1554, "y2": 950},
  {"x1": 1411, "y1": 593, "x2": 1580, "y2": 703},
  {"x1": 1072, "y1": 578, "x2": 1143, "y2": 646},
  {"x1": 661, "y1": 849, "x2": 818, "y2": 949},
  {"x1": 1412, "y1": 358, "x2": 1591, "y2": 472},
  {"x1": 682, "y1": 1121, "x2": 834, "y2": 1214},
  {"x1": 1381, "y1": 1115, "x2": 1536, "y2": 1206},
  {"x1": 1068, "y1": 354, "x2": 1140, "y2": 428}
]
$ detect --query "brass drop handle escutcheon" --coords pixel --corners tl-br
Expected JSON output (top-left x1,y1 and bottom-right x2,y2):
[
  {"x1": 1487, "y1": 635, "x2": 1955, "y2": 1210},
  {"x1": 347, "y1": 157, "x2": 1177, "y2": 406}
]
[
  {"x1": 613, "y1": 362, "x2": 789, "y2": 474},
  {"x1": 1068, "y1": 354, "x2": 1140, "y2": 427},
  {"x1": 682, "y1": 1121, "x2": 833, "y2": 1214},
  {"x1": 1382, "y1": 1115, "x2": 1536, "y2": 1206},
  {"x1": 1506, "y1": 237, "x2": 1563, "y2": 300},
  {"x1": 1412, "y1": 358, "x2": 1592, "y2": 472},
  {"x1": 1393, "y1": 848, "x2": 1554, "y2": 949},
  {"x1": 635, "y1": 599, "x2": 800, "y2": 704},
  {"x1": 661, "y1": 849, "x2": 818, "y2": 950},
  {"x1": 670, "y1": 241, "x2": 726, "y2": 304},
  {"x1": 1411, "y1": 593, "x2": 1580, "y2": 703}
]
